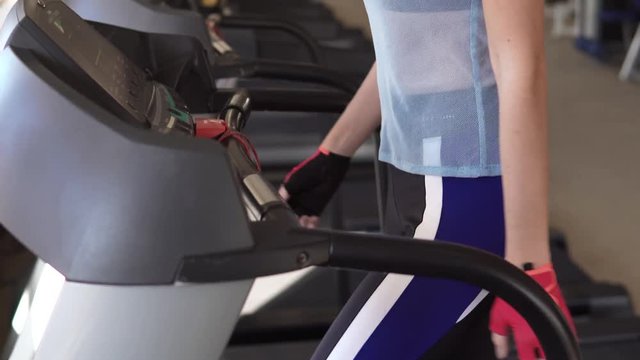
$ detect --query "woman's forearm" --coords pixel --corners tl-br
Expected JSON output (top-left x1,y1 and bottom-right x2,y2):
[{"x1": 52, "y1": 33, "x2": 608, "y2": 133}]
[
  {"x1": 321, "y1": 63, "x2": 381, "y2": 156},
  {"x1": 499, "y1": 72, "x2": 552, "y2": 267},
  {"x1": 484, "y1": 0, "x2": 551, "y2": 267}
]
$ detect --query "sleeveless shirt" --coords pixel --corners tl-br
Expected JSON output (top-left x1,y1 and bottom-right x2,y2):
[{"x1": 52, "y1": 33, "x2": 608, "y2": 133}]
[{"x1": 364, "y1": 0, "x2": 501, "y2": 177}]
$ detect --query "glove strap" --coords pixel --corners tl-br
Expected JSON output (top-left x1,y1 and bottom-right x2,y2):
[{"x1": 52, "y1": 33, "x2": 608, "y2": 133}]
[{"x1": 525, "y1": 263, "x2": 559, "y2": 295}]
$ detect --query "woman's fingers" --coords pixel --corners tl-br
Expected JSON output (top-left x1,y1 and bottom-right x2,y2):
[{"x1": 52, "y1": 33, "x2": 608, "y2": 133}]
[
  {"x1": 307, "y1": 216, "x2": 320, "y2": 228},
  {"x1": 278, "y1": 186, "x2": 290, "y2": 201},
  {"x1": 280, "y1": 186, "x2": 320, "y2": 228},
  {"x1": 299, "y1": 215, "x2": 320, "y2": 229},
  {"x1": 491, "y1": 332, "x2": 510, "y2": 359}
]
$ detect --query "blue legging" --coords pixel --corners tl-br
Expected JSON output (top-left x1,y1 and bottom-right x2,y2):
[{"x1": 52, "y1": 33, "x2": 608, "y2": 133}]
[{"x1": 312, "y1": 165, "x2": 505, "y2": 360}]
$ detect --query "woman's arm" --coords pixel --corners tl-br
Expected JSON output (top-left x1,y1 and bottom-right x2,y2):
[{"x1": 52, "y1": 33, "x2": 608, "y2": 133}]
[
  {"x1": 483, "y1": 0, "x2": 551, "y2": 268},
  {"x1": 321, "y1": 63, "x2": 382, "y2": 156},
  {"x1": 279, "y1": 63, "x2": 381, "y2": 228}
]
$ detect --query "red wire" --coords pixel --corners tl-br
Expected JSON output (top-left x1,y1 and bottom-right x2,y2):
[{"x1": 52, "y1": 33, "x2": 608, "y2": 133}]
[
  {"x1": 197, "y1": 118, "x2": 262, "y2": 172},
  {"x1": 219, "y1": 130, "x2": 262, "y2": 172}
]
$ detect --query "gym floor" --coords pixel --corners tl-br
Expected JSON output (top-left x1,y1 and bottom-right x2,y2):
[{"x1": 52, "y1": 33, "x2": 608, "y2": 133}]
[{"x1": 323, "y1": 0, "x2": 640, "y2": 310}]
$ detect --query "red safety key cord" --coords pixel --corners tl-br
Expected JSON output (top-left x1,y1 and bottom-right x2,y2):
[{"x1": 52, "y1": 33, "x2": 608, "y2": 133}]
[{"x1": 195, "y1": 118, "x2": 261, "y2": 171}]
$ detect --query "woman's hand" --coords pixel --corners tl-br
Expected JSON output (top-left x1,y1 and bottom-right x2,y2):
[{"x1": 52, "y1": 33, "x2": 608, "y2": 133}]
[
  {"x1": 279, "y1": 148, "x2": 351, "y2": 228},
  {"x1": 280, "y1": 64, "x2": 381, "y2": 228},
  {"x1": 490, "y1": 264, "x2": 577, "y2": 359}
]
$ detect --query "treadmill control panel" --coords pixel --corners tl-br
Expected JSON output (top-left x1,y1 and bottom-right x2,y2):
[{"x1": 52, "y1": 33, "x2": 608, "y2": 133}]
[{"x1": 21, "y1": 0, "x2": 194, "y2": 135}]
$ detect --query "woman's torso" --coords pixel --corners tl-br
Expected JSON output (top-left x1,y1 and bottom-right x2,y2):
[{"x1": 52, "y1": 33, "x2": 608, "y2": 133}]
[{"x1": 364, "y1": 0, "x2": 501, "y2": 177}]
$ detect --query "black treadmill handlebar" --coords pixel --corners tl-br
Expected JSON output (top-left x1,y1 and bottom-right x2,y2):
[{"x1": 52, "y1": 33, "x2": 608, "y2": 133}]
[
  {"x1": 327, "y1": 233, "x2": 580, "y2": 360},
  {"x1": 220, "y1": 90, "x2": 295, "y2": 221},
  {"x1": 217, "y1": 14, "x2": 324, "y2": 65},
  {"x1": 213, "y1": 57, "x2": 358, "y2": 95},
  {"x1": 220, "y1": 89, "x2": 258, "y2": 180},
  {"x1": 190, "y1": 91, "x2": 581, "y2": 360},
  {"x1": 179, "y1": 226, "x2": 580, "y2": 360},
  {"x1": 212, "y1": 87, "x2": 350, "y2": 113}
]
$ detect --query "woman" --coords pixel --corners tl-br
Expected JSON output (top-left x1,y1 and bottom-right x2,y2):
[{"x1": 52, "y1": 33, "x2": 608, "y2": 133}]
[{"x1": 280, "y1": 1, "x2": 576, "y2": 359}]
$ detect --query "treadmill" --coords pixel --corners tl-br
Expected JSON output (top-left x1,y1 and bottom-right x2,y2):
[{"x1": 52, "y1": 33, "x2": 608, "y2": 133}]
[
  {"x1": 0, "y1": 1, "x2": 578, "y2": 359},
  {"x1": 71, "y1": 1, "x2": 637, "y2": 344}
]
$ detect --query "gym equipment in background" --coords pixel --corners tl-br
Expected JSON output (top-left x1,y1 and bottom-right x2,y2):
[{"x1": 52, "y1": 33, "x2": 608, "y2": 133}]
[
  {"x1": 575, "y1": 0, "x2": 640, "y2": 59},
  {"x1": 620, "y1": 22, "x2": 640, "y2": 80},
  {"x1": 150, "y1": 0, "x2": 376, "y2": 83}
]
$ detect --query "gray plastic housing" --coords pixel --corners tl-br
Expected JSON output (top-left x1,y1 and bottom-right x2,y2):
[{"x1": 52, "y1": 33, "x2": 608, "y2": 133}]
[{"x1": 0, "y1": 0, "x2": 253, "y2": 285}]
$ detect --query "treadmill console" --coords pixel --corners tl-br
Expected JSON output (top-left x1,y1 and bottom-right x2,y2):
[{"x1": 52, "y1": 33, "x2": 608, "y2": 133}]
[{"x1": 18, "y1": 0, "x2": 194, "y2": 135}]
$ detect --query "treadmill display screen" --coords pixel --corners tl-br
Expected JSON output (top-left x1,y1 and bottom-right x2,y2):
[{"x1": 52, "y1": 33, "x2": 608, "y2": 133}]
[{"x1": 24, "y1": 0, "x2": 150, "y2": 124}]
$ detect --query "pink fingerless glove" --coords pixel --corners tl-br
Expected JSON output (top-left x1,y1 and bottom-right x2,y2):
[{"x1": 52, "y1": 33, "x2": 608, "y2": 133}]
[{"x1": 490, "y1": 264, "x2": 577, "y2": 360}]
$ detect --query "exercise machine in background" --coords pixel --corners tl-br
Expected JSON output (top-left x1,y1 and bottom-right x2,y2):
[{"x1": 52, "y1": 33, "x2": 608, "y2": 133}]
[
  {"x1": 619, "y1": 21, "x2": 640, "y2": 81},
  {"x1": 575, "y1": 0, "x2": 640, "y2": 59}
]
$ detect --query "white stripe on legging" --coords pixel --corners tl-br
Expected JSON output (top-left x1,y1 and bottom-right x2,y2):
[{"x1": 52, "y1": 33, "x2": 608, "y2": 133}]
[
  {"x1": 456, "y1": 290, "x2": 489, "y2": 323},
  {"x1": 326, "y1": 175, "x2": 443, "y2": 360}
]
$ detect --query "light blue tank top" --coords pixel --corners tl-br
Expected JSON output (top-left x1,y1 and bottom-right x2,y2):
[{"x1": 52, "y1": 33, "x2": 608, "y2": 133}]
[{"x1": 364, "y1": 0, "x2": 501, "y2": 177}]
